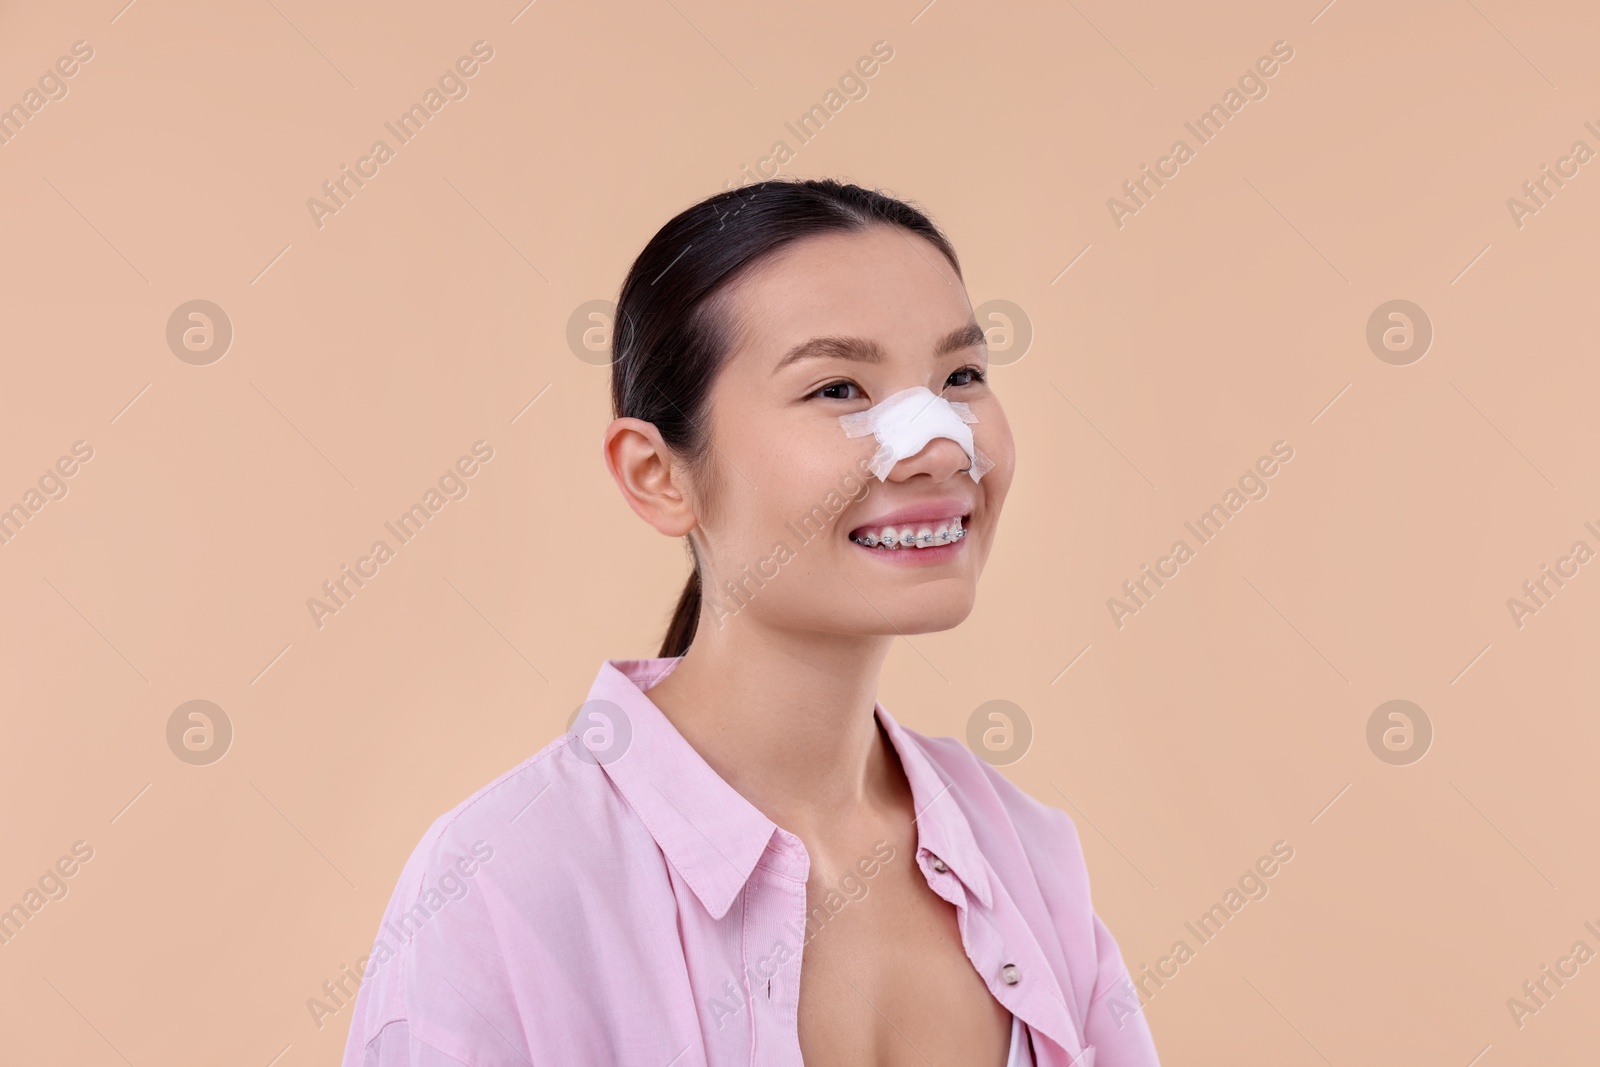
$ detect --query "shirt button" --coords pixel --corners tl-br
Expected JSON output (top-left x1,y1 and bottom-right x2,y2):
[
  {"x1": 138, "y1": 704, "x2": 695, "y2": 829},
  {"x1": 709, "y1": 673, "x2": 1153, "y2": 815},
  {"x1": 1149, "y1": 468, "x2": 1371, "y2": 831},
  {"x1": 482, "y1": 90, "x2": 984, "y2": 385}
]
[
  {"x1": 929, "y1": 855, "x2": 948, "y2": 873},
  {"x1": 1001, "y1": 963, "x2": 1021, "y2": 985}
]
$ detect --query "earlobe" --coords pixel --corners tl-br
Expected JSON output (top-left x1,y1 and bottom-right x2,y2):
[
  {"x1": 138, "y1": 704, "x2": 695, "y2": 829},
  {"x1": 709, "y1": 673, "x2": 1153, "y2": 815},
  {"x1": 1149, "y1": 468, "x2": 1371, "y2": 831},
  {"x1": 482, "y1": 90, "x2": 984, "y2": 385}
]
[{"x1": 602, "y1": 417, "x2": 697, "y2": 537}]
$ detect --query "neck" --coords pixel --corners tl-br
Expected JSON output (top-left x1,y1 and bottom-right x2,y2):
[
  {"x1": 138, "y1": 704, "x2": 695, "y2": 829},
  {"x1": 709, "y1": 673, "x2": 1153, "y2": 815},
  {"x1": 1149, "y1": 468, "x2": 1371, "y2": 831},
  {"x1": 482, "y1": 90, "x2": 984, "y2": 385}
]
[{"x1": 643, "y1": 616, "x2": 901, "y2": 839}]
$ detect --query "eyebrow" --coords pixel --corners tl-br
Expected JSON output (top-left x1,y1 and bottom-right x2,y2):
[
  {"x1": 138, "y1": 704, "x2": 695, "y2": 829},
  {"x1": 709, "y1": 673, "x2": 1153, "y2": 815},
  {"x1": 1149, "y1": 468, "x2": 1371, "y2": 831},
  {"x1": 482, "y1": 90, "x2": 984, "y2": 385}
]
[{"x1": 772, "y1": 320, "x2": 987, "y2": 375}]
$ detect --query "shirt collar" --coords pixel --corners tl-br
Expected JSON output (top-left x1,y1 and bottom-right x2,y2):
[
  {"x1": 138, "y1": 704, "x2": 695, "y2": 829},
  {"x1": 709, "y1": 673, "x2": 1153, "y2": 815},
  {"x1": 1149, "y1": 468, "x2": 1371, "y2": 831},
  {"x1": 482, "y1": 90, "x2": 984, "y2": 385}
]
[
  {"x1": 874, "y1": 700, "x2": 994, "y2": 910},
  {"x1": 586, "y1": 657, "x2": 777, "y2": 920},
  {"x1": 585, "y1": 656, "x2": 993, "y2": 918}
]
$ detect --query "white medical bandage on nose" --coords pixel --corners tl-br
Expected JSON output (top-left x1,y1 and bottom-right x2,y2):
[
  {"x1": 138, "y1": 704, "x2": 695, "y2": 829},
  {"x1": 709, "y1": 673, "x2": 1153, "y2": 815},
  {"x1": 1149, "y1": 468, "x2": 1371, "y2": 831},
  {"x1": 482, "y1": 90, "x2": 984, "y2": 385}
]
[{"x1": 837, "y1": 385, "x2": 997, "y2": 483}]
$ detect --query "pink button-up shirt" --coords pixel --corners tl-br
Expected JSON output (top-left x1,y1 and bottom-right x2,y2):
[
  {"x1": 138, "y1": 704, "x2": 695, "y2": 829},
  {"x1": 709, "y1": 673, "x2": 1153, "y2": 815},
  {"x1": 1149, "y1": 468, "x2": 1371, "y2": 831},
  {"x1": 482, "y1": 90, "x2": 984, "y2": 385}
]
[{"x1": 340, "y1": 657, "x2": 1162, "y2": 1066}]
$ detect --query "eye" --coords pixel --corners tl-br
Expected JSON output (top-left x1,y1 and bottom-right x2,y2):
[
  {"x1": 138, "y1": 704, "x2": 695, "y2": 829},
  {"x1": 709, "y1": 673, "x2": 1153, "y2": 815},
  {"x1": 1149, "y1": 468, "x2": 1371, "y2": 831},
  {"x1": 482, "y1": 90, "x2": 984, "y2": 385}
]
[
  {"x1": 947, "y1": 365, "x2": 987, "y2": 388},
  {"x1": 810, "y1": 379, "x2": 863, "y2": 401}
]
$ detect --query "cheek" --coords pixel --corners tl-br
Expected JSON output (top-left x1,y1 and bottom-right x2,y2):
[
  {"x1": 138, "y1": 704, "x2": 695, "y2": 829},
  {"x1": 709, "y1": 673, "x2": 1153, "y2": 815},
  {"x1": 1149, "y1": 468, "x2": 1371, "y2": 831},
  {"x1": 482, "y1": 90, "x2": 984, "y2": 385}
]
[
  {"x1": 777, "y1": 446, "x2": 864, "y2": 529},
  {"x1": 726, "y1": 425, "x2": 861, "y2": 544},
  {"x1": 975, "y1": 404, "x2": 1016, "y2": 485},
  {"x1": 774, "y1": 404, "x2": 869, "y2": 485},
  {"x1": 708, "y1": 383, "x2": 874, "y2": 549}
]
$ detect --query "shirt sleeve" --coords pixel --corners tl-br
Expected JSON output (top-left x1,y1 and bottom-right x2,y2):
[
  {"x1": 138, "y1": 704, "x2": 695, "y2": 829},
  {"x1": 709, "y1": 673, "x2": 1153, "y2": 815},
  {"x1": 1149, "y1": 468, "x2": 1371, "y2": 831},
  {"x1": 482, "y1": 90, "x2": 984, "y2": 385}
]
[
  {"x1": 354, "y1": 1020, "x2": 476, "y2": 1067},
  {"x1": 340, "y1": 825, "x2": 532, "y2": 1067},
  {"x1": 1080, "y1": 907, "x2": 1162, "y2": 1065},
  {"x1": 1006, "y1": 781, "x2": 1163, "y2": 1066}
]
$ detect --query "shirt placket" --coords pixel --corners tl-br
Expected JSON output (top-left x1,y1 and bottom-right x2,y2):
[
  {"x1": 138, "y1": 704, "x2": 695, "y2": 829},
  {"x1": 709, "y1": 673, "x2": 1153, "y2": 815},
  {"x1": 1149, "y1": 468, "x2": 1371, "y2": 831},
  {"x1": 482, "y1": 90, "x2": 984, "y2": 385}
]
[
  {"x1": 918, "y1": 844, "x2": 1043, "y2": 1047},
  {"x1": 740, "y1": 831, "x2": 810, "y2": 1067},
  {"x1": 924, "y1": 843, "x2": 1089, "y2": 1065}
]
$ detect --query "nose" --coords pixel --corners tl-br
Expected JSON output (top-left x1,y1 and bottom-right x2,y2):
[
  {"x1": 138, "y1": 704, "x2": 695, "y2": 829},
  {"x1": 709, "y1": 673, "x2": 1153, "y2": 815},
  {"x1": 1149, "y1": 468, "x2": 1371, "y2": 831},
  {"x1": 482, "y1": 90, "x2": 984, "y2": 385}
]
[{"x1": 886, "y1": 435, "x2": 970, "y2": 482}]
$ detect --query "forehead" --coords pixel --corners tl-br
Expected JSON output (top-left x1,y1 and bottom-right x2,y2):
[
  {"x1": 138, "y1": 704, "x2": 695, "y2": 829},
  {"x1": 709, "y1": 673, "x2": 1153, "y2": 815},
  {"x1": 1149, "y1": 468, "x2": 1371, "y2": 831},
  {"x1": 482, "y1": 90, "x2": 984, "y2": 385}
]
[{"x1": 721, "y1": 227, "x2": 970, "y2": 359}]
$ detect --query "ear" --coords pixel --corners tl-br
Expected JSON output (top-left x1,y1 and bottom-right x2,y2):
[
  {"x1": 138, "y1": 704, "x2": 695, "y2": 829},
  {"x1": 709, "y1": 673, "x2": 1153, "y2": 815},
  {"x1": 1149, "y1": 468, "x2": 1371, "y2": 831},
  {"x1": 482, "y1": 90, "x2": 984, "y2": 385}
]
[{"x1": 601, "y1": 417, "x2": 698, "y2": 537}]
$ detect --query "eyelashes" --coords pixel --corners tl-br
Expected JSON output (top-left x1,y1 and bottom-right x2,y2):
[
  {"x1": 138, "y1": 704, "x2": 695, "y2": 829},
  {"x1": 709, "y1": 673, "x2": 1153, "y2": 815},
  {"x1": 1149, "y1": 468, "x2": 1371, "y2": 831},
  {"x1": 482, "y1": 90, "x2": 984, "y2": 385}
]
[{"x1": 811, "y1": 365, "x2": 986, "y2": 401}]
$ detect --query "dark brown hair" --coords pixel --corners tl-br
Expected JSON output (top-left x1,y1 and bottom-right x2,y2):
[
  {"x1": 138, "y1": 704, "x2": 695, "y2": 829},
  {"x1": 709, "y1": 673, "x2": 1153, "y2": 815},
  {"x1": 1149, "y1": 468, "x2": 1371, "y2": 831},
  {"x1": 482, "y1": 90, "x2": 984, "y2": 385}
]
[{"x1": 609, "y1": 178, "x2": 962, "y2": 657}]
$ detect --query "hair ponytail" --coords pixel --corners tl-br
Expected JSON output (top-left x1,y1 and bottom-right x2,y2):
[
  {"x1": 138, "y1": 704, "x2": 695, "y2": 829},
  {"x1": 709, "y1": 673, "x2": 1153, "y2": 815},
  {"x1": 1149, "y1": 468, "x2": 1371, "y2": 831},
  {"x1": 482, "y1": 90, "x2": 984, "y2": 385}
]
[{"x1": 659, "y1": 563, "x2": 701, "y2": 659}]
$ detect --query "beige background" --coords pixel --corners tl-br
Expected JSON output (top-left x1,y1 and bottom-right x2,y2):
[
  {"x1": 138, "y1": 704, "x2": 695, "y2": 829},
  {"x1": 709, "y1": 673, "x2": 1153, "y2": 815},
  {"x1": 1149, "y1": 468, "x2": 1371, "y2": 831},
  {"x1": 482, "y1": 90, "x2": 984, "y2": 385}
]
[{"x1": 2, "y1": 0, "x2": 1597, "y2": 1063}]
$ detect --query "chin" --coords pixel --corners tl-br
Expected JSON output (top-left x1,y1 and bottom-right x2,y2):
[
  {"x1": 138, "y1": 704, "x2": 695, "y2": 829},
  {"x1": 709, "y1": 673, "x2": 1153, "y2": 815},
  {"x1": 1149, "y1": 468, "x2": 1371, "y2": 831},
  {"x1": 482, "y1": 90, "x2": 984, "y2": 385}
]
[{"x1": 875, "y1": 596, "x2": 976, "y2": 636}]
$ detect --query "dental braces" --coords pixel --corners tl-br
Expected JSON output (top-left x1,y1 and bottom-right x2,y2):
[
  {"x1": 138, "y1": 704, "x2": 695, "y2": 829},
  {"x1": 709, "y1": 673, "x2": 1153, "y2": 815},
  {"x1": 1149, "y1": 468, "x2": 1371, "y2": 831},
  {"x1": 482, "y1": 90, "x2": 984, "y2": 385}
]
[{"x1": 852, "y1": 527, "x2": 967, "y2": 549}]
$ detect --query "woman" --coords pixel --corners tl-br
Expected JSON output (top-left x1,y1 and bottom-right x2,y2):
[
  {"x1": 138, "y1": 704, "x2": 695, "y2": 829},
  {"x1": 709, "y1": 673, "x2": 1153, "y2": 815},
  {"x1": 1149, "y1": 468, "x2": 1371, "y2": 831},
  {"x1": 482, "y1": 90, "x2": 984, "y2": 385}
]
[{"x1": 341, "y1": 179, "x2": 1161, "y2": 1066}]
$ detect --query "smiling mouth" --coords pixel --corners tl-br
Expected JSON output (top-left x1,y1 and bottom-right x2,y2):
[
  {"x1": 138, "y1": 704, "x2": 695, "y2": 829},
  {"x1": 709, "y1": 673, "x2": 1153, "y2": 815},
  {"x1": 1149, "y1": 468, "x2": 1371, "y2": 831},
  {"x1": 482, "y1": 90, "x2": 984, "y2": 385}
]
[{"x1": 848, "y1": 512, "x2": 971, "y2": 550}]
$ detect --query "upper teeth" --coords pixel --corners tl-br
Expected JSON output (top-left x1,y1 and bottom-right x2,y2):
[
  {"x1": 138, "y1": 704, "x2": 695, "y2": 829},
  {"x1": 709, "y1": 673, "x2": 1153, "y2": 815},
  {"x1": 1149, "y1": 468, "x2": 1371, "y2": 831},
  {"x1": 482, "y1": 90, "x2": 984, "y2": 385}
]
[{"x1": 851, "y1": 516, "x2": 965, "y2": 549}]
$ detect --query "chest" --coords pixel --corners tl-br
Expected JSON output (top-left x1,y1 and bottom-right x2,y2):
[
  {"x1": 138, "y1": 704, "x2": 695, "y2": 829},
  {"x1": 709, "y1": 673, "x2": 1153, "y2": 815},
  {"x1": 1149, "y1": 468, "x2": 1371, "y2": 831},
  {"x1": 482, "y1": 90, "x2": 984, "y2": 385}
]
[{"x1": 793, "y1": 854, "x2": 1012, "y2": 1066}]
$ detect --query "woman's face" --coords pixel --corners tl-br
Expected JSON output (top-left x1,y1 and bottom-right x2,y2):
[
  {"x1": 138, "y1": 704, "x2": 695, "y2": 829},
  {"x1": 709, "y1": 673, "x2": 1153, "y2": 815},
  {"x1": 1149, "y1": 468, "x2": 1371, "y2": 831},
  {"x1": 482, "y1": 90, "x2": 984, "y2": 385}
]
[{"x1": 687, "y1": 225, "x2": 1016, "y2": 638}]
